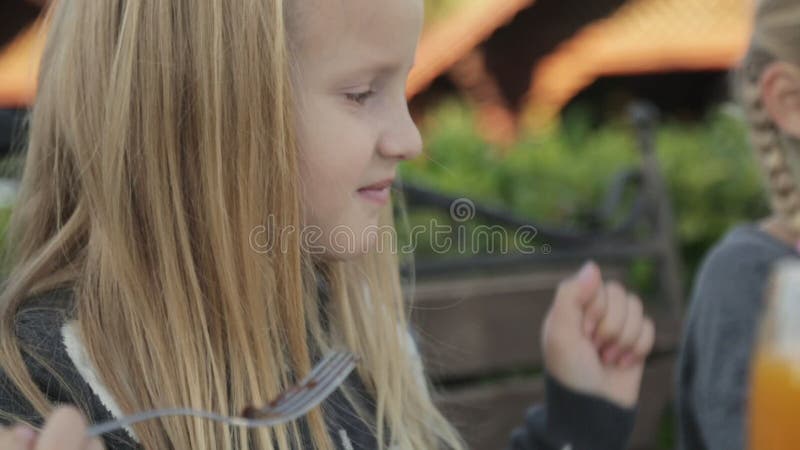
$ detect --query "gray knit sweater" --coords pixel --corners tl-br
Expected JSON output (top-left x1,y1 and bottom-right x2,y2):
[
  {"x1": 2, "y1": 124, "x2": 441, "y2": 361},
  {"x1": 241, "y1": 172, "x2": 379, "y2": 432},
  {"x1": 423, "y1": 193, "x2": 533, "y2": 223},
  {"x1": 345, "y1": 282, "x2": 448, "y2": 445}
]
[
  {"x1": 676, "y1": 224, "x2": 797, "y2": 450},
  {"x1": 0, "y1": 287, "x2": 635, "y2": 449}
]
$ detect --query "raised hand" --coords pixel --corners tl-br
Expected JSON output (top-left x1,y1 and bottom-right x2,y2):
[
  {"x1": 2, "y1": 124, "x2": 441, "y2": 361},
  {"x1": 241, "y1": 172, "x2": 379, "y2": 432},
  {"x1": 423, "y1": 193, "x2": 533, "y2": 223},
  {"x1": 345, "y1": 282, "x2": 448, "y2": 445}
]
[{"x1": 542, "y1": 261, "x2": 656, "y2": 408}]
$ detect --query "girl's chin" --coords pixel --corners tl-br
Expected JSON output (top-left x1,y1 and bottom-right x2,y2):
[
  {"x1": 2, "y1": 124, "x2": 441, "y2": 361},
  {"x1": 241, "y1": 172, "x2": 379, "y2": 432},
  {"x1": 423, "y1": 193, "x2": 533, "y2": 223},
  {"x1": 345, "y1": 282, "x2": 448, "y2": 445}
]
[{"x1": 311, "y1": 230, "x2": 380, "y2": 260}]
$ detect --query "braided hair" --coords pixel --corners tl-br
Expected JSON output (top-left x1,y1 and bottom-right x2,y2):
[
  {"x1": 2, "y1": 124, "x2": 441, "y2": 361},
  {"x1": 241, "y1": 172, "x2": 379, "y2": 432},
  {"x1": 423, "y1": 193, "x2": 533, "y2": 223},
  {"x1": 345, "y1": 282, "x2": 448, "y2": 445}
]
[{"x1": 736, "y1": 0, "x2": 800, "y2": 234}]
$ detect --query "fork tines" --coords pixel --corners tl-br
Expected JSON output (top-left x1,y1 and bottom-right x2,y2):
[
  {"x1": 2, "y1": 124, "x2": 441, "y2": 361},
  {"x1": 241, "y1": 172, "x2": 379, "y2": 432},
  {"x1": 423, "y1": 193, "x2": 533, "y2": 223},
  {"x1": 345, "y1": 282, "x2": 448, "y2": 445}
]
[{"x1": 240, "y1": 351, "x2": 358, "y2": 420}]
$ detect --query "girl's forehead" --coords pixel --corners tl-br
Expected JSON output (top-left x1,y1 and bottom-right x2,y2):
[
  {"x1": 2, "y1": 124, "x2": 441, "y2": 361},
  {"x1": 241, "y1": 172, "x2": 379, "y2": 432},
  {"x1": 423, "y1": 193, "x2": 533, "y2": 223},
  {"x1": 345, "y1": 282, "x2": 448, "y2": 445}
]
[{"x1": 293, "y1": 0, "x2": 423, "y2": 70}]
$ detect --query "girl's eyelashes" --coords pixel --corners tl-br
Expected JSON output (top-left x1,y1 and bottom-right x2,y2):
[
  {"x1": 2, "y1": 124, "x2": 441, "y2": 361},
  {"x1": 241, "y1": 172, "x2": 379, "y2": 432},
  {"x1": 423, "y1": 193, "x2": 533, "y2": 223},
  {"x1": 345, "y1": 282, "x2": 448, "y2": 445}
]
[{"x1": 345, "y1": 89, "x2": 375, "y2": 105}]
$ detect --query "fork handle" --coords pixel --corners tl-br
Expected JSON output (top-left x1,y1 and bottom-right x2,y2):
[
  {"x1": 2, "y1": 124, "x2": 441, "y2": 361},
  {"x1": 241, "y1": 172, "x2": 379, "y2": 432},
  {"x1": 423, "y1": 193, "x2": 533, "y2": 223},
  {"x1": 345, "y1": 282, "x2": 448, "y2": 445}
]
[{"x1": 86, "y1": 408, "x2": 261, "y2": 438}]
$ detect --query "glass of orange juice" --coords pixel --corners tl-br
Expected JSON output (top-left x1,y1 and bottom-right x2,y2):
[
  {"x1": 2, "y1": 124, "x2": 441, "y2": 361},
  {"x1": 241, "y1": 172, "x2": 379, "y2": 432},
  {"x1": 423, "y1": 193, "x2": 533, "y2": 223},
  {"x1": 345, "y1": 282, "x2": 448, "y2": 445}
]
[{"x1": 749, "y1": 260, "x2": 800, "y2": 450}]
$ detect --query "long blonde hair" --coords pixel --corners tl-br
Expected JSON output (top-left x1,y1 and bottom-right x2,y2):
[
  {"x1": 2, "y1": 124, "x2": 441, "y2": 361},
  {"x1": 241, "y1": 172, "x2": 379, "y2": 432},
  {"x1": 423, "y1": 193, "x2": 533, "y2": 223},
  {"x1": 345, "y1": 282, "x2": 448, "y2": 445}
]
[
  {"x1": 737, "y1": 0, "x2": 800, "y2": 232},
  {"x1": 0, "y1": 1, "x2": 466, "y2": 449}
]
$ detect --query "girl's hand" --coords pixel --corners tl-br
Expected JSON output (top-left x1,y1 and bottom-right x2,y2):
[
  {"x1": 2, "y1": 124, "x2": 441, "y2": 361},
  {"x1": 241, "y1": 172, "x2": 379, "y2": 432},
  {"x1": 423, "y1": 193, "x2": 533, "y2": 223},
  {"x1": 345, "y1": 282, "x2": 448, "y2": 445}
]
[
  {"x1": 0, "y1": 406, "x2": 106, "y2": 450},
  {"x1": 542, "y1": 261, "x2": 656, "y2": 408}
]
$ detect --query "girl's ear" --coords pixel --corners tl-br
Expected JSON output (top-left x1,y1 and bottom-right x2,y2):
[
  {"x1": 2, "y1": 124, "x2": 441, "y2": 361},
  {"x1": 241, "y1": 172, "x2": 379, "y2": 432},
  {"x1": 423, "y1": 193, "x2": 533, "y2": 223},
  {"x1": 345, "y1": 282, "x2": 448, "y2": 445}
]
[{"x1": 761, "y1": 61, "x2": 800, "y2": 139}]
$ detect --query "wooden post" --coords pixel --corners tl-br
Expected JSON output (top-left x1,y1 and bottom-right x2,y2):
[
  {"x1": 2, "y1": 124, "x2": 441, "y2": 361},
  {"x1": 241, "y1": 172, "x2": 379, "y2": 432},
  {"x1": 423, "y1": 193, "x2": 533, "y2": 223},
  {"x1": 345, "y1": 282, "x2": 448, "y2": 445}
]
[{"x1": 630, "y1": 100, "x2": 684, "y2": 322}]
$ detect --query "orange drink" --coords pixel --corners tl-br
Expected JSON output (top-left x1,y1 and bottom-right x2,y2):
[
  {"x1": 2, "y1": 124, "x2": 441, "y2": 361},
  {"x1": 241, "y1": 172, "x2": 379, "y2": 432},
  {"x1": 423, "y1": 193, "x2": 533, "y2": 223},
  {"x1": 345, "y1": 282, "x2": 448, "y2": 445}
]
[
  {"x1": 748, "y1": 260, "x2": 800, "y2": 450},
  {"x1": 749, "y1": 351, "x2": 800, "y2": 449}
]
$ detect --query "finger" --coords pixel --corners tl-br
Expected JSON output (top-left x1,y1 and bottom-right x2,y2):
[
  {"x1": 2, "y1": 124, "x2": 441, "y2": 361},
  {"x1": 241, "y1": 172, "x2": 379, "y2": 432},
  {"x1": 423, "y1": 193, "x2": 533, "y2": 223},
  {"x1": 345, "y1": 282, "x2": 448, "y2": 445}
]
[
  {"x1": 35, "y1": 406, "x2": 88, "y2": 450},
  {"x1": 551, "y1": 261, "x2": 602, "y2": 324},
  {"x1": 602, "y1": 294, "x2": 644, "y2": 364},
  {"x1": 87, "y1": 436, "x2": 105, "y2": 450},
  {"x1": 582, "y1": 281, "x2": 608, "y2": 337},
  {"x1": 0, "y1": 424, "x2": 37, "y2": 450},
  {"x1": 0, "y1": 427, "x2": 19, "y2": 450},
  {"x1": 14, "y1": 424, "x2": 37, "y2": 450},
  {"x1": 634, "y1": 317, "x2": 656, "y2": 358},
  {"x1": 593, "y1": 281, "x2": 628, "y2": 349},
  {"x1": 621, "y1": 317, "x2": 656, "y2": 367}
]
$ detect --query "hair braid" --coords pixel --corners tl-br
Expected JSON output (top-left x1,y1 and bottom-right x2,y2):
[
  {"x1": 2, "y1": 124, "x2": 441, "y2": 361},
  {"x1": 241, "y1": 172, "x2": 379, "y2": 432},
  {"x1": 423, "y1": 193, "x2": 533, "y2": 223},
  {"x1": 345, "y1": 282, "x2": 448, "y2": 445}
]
[{"x1": 738, "y1": 48, "x2": 800, "y2": 233}]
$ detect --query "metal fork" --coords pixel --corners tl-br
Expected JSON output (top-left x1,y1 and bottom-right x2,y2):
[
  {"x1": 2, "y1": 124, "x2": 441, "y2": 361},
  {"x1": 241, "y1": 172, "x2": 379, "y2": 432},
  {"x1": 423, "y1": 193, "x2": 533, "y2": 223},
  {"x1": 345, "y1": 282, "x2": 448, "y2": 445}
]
[{"x1": 86, "y1": 351, "x2": 359, "y2": 438}]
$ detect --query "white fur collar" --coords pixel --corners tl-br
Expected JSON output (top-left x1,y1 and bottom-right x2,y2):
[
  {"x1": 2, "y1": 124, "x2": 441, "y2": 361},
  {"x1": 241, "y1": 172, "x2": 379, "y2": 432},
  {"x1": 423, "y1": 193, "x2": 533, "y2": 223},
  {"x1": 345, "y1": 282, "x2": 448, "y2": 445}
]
[{"x1": 61, "y1": 320, "x2": 140, "y2": 442}]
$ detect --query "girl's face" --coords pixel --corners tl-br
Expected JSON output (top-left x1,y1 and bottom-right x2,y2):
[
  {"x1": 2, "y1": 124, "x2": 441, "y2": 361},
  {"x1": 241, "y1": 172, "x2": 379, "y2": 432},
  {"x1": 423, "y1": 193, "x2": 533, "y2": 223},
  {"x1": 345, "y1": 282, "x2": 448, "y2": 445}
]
[{"x1": 291, "y1": 0, "x2": 424, "y2": 258}]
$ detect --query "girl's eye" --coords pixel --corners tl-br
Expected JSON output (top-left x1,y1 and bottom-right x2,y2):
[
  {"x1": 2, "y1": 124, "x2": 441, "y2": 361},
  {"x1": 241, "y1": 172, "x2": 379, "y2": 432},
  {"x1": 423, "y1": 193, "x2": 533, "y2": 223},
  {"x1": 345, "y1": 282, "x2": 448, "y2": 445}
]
[{"x1": 345, "y1": 90, "x2": 375, "y2": 105}]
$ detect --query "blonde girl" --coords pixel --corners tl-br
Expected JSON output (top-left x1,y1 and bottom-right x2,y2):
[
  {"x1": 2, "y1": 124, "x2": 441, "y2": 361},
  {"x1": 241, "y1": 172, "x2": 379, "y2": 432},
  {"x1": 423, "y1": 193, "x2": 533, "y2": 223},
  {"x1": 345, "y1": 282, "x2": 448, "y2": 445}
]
[
  {"x1": 677, "y1": 0, "x2": 800, "y2": 449},
  {"x1": 0, "y1": 1, "x2": 654, "y2": 449}
]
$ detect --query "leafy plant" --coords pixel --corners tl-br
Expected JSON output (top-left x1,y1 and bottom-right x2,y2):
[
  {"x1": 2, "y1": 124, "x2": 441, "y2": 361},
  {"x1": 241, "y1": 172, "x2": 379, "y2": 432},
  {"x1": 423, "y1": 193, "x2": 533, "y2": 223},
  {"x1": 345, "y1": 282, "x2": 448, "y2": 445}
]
[{"x1": 400, "y1": 98, "x2": 769, "y2": 284}]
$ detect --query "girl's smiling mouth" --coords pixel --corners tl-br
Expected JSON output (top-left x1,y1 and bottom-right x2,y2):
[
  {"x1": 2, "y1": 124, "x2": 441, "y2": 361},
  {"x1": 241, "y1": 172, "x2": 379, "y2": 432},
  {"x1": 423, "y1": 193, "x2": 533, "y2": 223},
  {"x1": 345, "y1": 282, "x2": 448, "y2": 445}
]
[{"x1": 357, "y1": 178, "x2": 394, "y2": 205}]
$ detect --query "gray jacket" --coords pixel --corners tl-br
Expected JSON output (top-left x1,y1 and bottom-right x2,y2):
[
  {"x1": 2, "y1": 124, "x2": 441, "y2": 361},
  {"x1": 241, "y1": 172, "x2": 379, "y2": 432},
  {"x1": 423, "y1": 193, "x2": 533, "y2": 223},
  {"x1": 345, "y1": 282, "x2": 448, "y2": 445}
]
[{"x1": 676, "y1": 224, "x2": 797, "y2": 450}]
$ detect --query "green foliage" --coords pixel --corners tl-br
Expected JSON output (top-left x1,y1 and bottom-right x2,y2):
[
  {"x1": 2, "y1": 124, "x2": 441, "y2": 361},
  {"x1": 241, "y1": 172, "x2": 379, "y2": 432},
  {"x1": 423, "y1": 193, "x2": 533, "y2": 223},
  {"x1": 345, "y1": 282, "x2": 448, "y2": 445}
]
[
  {"x1": 0, "y1": 207, "x2": 11, "y2": 238},
  {"x1": 654, "y1": 110, "x2": 769, "y2": 273},
  {"x1": 400, "y1": 99, "x2": 769, "y2": 281},
  {"x1": 402, "y1": 99, "x2": 638, "y2": 227},
  {"x1": 658, "y1": 402, "x2": 677, "y2": 450}
]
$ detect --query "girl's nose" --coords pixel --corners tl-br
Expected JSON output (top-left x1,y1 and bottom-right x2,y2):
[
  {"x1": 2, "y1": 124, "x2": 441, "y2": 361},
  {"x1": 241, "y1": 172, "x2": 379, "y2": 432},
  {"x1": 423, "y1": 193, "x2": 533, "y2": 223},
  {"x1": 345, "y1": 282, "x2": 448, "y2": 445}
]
[{"x1": 377, "y1": 104, "x2": 423, "y2": 161}]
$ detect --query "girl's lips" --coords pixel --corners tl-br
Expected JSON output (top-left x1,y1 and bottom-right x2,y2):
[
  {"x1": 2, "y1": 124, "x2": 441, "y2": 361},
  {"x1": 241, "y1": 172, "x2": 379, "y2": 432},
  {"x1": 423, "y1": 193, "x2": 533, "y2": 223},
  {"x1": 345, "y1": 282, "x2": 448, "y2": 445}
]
[
  {"x1": 359, "y1": 178, "x2": 394, "y2": 190},
  {"x1": 357, "y1": 186, "x2": 390, "y2": 205}
]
